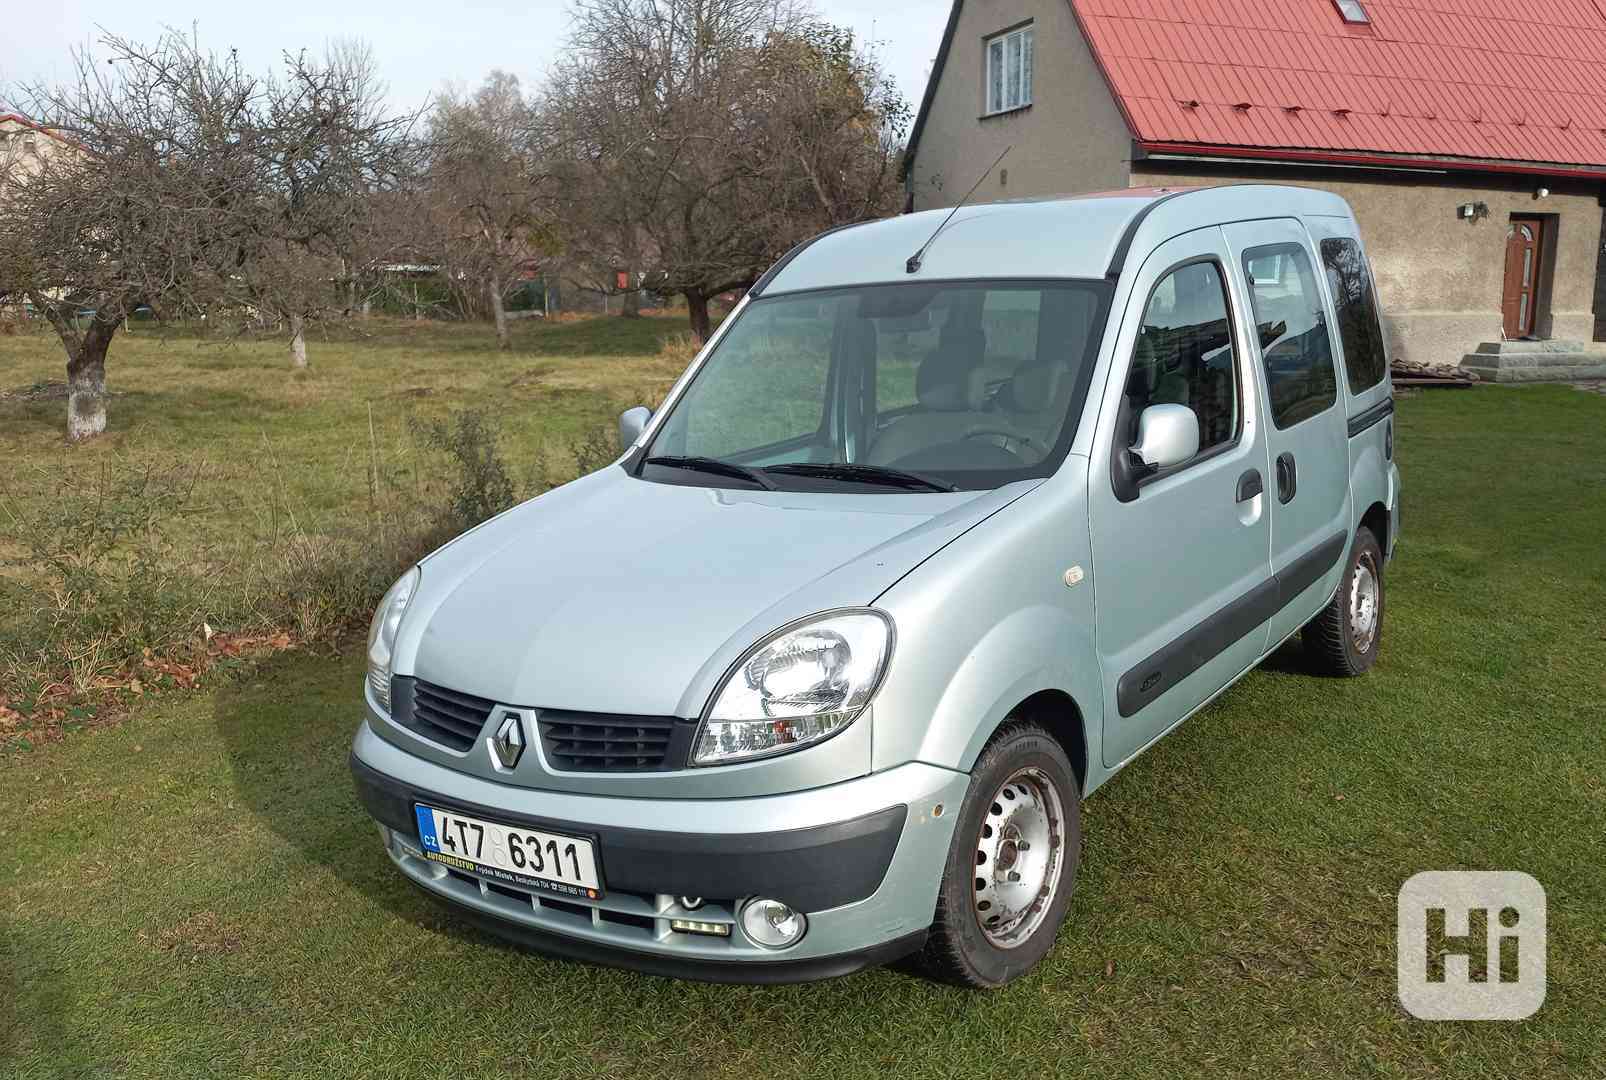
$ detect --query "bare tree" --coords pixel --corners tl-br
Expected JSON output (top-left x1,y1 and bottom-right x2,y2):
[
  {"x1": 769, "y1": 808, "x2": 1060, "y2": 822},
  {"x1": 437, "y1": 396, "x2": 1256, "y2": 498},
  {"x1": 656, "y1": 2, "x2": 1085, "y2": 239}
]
[
  {"x1": 427, "y1": 73, "x2": 553, "y2": 348},
  {"x1": 0, "y1": 31, "x2": 418, "y2": 438},
  {"x1": 212, "y1": 40, "x2": 421, "y2": 368},
  {"x1": 544, "y1": 0, "x2": 908, "y2": 341}
]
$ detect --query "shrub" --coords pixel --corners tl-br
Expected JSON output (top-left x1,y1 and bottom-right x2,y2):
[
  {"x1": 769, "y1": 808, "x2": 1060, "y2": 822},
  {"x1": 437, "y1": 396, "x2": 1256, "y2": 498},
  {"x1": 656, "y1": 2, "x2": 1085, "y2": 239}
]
[
  {"x1": 0, "y1": 407, "x2": 522, "y2": 733},
  {"x1": 410, "y1": 410, "x2": 518, "y2": 535}
]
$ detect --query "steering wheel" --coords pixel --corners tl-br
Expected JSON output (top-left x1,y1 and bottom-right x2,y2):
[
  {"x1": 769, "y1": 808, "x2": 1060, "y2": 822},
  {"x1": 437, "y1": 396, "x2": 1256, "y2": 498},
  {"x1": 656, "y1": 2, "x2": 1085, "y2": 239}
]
[{"x1": 963, "y1": 427, "x2": 1050, "y2": 457}]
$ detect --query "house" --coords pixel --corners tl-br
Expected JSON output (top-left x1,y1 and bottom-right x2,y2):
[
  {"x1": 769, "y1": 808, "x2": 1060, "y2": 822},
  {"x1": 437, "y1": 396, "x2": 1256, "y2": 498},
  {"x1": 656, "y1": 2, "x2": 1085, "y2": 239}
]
[
  {"x1": 0, "y1": 113, "x2": 76, "y2": 183},
  {"x1": 903, "y1": 0, "x2": 1606, "y2": 376}
]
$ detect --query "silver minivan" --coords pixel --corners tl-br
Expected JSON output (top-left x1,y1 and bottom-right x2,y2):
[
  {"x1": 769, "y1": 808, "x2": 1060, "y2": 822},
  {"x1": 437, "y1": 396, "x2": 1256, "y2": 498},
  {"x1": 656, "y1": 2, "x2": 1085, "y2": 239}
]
[{"x1": 351, "y1": 185, "x2": 1401, "y2": 987}]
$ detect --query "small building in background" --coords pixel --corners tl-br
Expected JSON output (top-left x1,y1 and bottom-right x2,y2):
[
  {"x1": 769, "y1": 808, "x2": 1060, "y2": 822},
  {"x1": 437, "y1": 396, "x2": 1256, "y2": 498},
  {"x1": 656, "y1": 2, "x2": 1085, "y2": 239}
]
[
  {"x1": 0, "y1": 113, "x2": 77, "y2": 184},
  {"x1": 904, "y1": 0, "x2": 1606, "y2": 375}
]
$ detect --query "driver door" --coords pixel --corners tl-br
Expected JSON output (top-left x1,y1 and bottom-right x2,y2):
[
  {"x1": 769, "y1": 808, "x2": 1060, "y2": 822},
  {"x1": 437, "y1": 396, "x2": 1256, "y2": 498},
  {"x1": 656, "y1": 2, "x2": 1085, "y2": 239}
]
[{"x1": 1089, "y1": 228, "x2": 1274, "y2": 766}]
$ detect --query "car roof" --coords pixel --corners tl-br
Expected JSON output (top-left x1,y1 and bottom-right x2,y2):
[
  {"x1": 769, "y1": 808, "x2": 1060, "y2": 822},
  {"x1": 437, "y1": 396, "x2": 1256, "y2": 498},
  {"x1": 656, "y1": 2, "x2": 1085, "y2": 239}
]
[{"x1": 758, "y1": 184, "x2": 1354, "y2": 295}]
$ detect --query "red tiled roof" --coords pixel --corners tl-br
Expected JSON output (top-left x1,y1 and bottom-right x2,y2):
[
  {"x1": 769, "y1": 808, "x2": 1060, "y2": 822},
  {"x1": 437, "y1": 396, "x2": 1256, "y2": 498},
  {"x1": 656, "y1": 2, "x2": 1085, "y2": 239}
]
[{"x1": 1070, "y1": 0, "x2": 1606, "y2": 173}]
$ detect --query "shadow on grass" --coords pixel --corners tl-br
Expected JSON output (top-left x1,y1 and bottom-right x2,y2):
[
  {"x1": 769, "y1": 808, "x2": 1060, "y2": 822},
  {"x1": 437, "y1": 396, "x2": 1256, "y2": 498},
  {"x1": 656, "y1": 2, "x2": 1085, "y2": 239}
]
[
  {"x1": 207, "y1": 649, "x2": 553, "y2": 959},
  {"x1": 1, "y1": 918, "x2": 75, "y2": 1076}
]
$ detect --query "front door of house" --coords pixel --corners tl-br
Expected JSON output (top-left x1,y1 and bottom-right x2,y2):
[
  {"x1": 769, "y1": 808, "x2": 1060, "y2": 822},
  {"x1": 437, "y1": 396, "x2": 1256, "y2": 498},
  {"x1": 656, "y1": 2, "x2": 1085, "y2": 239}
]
[{"x1": 1502, "y1": 217, "x2": 1544, "y2": 339}]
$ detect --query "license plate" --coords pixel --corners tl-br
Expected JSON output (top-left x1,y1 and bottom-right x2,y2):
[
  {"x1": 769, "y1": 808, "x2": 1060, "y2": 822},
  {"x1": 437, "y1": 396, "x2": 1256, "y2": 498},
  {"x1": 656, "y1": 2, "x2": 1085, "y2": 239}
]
[{"x1": 414, "y1": 804, "x2": 602, "y2": 900}]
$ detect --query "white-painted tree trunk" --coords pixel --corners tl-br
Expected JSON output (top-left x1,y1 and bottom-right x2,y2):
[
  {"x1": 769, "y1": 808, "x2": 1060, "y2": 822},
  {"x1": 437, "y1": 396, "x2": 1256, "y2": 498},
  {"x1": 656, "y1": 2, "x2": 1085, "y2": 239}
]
[
  {"x1": 66, "y1": 354, "x2": 107, "y2": 441},
  {"x1": 289, "y1": 315, "x2": 308, "y2": 369}
]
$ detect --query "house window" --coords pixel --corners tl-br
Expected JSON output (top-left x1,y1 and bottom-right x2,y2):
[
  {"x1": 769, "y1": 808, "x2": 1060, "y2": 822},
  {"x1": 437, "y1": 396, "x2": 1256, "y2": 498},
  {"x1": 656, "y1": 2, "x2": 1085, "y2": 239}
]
[
  {"x1": 986, "y1": 26, "x2": 1034, "y2": 115},
  {"x1": 1332, "y1": 0, "x2": 1369, "y2": 23}
]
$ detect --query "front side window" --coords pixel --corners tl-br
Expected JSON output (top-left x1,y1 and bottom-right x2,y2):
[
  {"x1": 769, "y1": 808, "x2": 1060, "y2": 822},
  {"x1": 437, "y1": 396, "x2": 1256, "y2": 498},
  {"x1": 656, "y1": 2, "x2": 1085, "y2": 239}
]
[
  {"x1": 1124, "y1": 261, "x2": 1239, "y2": 460},
  {"x1": 986, "y1": 26, "x2": 1034, "y2": 114},
  {"x1": 1243, "y1": 243, "x2": 1338, "y2": 427},
  {"x1": 644, "y1": 280, "x2": 1111, "y2": 492},
  {"x1": 1319, "y1": 237, "x2": 1388, "y2": 393}
]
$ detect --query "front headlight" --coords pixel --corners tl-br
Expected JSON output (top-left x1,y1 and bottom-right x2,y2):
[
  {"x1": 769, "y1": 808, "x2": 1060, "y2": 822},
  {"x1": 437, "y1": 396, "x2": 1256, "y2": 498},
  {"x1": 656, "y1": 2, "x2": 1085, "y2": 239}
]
[
  {"x1": 693, "y1": 610, "x2": 892, "y2": 766},
  {"x1": 366, "y1": 566, "x2": 420, "y2": 712}
]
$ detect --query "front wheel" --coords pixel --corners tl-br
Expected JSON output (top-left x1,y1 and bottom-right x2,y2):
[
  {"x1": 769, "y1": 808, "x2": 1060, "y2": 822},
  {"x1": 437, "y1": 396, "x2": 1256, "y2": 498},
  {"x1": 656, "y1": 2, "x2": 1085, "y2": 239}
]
[
  {"x1": 920, "y1": 722, "x2": 1081, "y2": 988},
  {"x1": 1303, "y1": 526, "x2": 1384, "y2": 676}
]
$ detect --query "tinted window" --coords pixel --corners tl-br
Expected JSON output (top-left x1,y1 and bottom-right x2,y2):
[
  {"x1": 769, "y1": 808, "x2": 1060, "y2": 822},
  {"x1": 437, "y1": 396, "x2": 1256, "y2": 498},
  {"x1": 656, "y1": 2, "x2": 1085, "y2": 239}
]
[
  {"x1": 1320, "y1": 237, "x2": 1388, "y2": 392},
  {"x1": 1243, "y1": 244, "x2": 1338, "y2": 427},
  {"x1": 1126, "y1": 261, "x2": 1239, "y2": 456}
]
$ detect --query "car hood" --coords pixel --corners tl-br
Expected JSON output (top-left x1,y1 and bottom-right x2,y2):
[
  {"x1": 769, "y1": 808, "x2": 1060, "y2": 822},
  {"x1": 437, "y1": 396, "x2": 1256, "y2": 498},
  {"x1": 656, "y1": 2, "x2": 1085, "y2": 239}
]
[{"x1": 392, "y1": 466, "x2": 1036, "y2": 717}]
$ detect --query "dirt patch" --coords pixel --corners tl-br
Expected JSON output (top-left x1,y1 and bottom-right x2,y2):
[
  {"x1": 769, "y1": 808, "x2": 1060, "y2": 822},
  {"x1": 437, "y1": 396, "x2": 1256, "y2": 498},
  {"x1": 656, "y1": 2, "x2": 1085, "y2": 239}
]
[{"x1": 141, "y1": 911, "x2": 245, "y2": 958}]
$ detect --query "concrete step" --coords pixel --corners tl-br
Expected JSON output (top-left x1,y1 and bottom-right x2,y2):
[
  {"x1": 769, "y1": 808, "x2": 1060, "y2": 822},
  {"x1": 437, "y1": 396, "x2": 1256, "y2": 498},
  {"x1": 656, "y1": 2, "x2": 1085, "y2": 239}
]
[
  {"x1": 1466, "y1": 339, "x2": 1595, "y2": 356},
  {"x1": 1460, "y1": 350, "x2": 1606, "y2": 382},
  {"x1": 1461, "y1": 339, "x2": 1606, "y2": 382}
]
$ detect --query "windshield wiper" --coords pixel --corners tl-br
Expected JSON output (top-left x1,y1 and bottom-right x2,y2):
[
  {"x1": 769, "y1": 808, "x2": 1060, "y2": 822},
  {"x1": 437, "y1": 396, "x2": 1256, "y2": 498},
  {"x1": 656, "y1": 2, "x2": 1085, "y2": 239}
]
[
  {"x1": 644, "y1": 455, "x2": 777, "y2": 490},
  {"x1": 763, "y1": 462, "x2": 958, "y2": 492}
]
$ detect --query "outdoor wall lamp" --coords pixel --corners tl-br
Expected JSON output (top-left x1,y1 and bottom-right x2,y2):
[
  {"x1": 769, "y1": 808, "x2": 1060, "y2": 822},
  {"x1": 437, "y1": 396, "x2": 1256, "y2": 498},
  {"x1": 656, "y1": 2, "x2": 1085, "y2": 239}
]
[{"x1": 1457, "y1": 202, "x2": 1489, "y2": 221}]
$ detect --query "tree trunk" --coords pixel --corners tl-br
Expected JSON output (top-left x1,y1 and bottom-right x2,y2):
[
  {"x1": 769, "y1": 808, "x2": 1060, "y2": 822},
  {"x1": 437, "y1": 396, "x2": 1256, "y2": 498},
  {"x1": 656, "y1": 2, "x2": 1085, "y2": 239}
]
[
  {"x1": 490, "y1": 271, "x2": 510, "y2": 350},
  {"x1": 289, "y1": 315, "x2": 308, "y2": 369},
  {"x1": 622, "y1": 271, "x2": 641, "y2": 319},
  {"x1": 65, "y1": 319, "x2": 116, "y2": 442},
  {"x1": 686, "y1": 289, "x2": 712, "y2": 343}
]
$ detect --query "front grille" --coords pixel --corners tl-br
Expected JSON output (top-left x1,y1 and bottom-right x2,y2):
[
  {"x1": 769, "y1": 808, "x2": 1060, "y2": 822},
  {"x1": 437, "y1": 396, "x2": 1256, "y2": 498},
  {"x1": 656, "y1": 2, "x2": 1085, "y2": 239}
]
[
  {"x1": 392, "y1": 677, "x2": 494, "y2": 752},
  {"x1": 537, "y1": 710, "x2": 696, "y2": 772}
]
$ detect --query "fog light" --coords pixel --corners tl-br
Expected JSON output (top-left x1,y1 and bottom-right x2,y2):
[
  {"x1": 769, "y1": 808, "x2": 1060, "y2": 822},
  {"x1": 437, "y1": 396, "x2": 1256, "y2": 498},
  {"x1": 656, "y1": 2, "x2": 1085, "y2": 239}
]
[{"x1": 739, "y1": 898, "x2": 806, "y2": 949}]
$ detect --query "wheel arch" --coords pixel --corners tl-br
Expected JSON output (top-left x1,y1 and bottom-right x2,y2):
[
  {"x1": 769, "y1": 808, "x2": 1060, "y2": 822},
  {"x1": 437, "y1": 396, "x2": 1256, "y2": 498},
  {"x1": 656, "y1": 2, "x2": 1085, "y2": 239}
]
[
  {"x1": 961, "y1": 689, "x2": 1090, "y2": 796},
  {"x1": 1360, "y1": 499, "x2": 1389, "y2": 557}
]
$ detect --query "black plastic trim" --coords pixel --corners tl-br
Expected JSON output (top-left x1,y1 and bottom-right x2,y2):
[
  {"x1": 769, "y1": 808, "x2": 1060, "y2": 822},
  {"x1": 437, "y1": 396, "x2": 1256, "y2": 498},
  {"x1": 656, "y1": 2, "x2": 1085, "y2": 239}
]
[
  {"x1": 427, "y1": 890, "x2": 929, "y2": 984},
  {"x1": 1236, "y1": 468, "x2": 1264, "y2": 501},
  {"x1": 351, "y1": 753, "x2": 908, "y2": 913},
  {"x1": 1117, "y1": 530, "x2": 1349, "y2": 716},
  {"x1": 1106, "y1": 189, "x2": 1190, "y2": 279},
  {"x1": 1347, "y1": 397, "x2": 1395, "y2": 438},
  {"x1": 1276, "y1": 452, "x2": 1298, "y2": 504}
]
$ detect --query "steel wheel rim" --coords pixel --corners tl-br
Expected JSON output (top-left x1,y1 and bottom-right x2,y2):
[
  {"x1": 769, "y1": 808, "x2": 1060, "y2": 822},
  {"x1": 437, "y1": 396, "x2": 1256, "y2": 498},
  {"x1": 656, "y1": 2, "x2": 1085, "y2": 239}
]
[
  {"x1": 1349, "y1": 552, "x2": 1380, "y2": 654},
  {"x1": 971, "y1": 766, "x2": 1066, "y2": 949}
]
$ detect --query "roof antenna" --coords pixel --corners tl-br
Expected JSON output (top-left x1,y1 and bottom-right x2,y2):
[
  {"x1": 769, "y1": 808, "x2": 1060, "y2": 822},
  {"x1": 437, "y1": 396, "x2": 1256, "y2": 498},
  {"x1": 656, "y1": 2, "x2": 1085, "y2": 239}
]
[{"x1": 906, "y1": 145, "x2": 1011, "y2": 275}]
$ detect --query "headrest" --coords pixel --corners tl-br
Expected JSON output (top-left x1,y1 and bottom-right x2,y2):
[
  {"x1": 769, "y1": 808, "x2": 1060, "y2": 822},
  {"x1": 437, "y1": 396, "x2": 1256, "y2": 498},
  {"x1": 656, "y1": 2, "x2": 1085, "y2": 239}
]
[
  {"x1": 916, "y1": 329, "x2": 987, "y2": 411},
  {"x1": 1000, "y1": 364, "x2": 1063, "y2": 413}
]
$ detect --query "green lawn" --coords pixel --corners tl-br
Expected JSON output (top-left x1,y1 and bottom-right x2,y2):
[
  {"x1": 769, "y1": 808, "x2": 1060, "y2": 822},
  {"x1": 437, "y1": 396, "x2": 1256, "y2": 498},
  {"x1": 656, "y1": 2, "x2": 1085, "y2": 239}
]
[{"x1": 4, "y1": 341, "x2": 1605, "y2": 1076}]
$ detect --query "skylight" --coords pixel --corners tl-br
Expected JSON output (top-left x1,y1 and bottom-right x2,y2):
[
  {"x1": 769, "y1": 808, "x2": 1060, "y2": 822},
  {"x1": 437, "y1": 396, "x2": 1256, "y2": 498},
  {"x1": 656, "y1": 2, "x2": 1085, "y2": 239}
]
[{"x1": 1333, "y1": 0, "x2": 1370, "y2": 22}]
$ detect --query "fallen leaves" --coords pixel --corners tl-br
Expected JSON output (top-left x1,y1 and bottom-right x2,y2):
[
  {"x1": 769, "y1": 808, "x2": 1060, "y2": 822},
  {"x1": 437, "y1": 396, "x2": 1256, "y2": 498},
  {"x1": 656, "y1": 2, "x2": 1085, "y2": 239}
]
[{"x1": 1, "y1": 626, "x2": 299, "y2": 752}]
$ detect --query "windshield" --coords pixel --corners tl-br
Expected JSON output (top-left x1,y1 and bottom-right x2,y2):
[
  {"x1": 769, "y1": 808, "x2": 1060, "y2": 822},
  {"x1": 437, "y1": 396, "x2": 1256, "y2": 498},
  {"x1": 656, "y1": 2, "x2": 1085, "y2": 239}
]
[{"x1": 640, "y1": 279, "x2": 1112, "y2": 492}]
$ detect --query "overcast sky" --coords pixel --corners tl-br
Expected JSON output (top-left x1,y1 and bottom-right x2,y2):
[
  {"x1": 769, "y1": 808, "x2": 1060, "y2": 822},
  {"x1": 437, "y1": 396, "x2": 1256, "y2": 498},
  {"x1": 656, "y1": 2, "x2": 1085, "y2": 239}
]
[{"x1": 0, "y1": 0, "x2": 948, "y2": 119}]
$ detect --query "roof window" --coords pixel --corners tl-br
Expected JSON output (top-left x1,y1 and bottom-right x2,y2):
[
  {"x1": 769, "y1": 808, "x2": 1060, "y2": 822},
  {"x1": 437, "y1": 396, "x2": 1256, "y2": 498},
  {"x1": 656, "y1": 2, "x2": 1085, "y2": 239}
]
[{"x1": 1332, "y1": 0, "x2": 1370, "y2": 22}]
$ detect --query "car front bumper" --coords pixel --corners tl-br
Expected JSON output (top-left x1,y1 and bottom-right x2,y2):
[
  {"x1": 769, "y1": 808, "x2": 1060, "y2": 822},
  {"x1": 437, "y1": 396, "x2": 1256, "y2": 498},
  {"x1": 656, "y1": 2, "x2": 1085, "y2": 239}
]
[{"x1": 349, "y1": 720, "x2": 969, "y2": 982}]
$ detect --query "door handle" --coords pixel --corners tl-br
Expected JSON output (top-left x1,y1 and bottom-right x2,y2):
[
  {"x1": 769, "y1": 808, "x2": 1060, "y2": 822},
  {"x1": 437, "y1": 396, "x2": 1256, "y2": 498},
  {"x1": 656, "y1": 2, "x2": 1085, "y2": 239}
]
[
  {"x1": 1236, "y1": 468, "x2": 1263, "y2": 502},
  {"x1": 1276, "y1": 452, "x2": 1297, "y2": 504}
]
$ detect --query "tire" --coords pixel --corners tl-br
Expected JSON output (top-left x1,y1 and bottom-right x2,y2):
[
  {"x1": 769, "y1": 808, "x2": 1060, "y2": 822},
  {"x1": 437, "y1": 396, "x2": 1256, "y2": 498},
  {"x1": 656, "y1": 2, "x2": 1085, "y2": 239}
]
[
  {"x1": 1303, "y1": 526, "x2": 1384, "y2": 677},
  {"x1": 919, "y1": 722, "x2": 1081, "y2": 988}
]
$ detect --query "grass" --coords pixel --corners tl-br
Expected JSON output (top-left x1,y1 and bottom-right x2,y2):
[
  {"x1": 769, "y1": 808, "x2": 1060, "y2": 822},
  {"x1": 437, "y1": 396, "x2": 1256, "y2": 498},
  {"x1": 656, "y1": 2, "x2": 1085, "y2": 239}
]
[
  {"x1": 0, "y1": 317, "x2": 692, "y2": 728},
  {"x1": 3, "y1": 334, "x2": 1606, "y2": 1077}
]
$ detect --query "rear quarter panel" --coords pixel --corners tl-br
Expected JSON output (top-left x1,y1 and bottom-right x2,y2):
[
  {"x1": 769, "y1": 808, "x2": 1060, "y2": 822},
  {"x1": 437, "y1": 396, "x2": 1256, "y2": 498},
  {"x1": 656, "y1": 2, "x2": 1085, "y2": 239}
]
[{"x1": 1304, "y1": 212, "x2": 1397, "y2": 545}]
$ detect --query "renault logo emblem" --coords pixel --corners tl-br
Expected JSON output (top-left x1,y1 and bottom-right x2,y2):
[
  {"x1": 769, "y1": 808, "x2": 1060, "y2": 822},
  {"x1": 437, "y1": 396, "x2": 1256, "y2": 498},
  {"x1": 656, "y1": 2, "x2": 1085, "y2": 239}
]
[{"x1": 489, "y1": 713, "x2": 525, "y2": 770}]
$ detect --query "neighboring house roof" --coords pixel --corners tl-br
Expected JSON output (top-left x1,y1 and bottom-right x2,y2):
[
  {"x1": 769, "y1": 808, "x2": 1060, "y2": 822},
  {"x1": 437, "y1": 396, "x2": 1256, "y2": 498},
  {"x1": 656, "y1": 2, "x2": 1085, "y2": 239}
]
[
  {"x1": 0, "y1": 113, "x2": 81, "y2": 151},
  {"x1": 908, "y1": 0, "x2": 1606, "y2": 179}
]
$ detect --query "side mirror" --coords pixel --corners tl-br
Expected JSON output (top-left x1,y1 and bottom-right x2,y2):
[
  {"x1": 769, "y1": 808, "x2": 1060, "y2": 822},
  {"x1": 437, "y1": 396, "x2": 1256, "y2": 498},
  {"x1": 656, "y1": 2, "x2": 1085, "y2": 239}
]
[
  {"x1": 618, "y1": 406, "x2": 652, "y2": 450},
  {"x1": 1129, "y1": 404, "x2": 1199, "y2": 470}
]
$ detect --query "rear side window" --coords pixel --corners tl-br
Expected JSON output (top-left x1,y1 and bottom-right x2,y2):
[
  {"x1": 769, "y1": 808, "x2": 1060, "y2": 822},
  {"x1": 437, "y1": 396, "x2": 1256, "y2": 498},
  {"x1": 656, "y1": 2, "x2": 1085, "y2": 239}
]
[
  {"x1": 1243, "y1": 243, "x2": 1338, "y2": 428},
  {"x1": 1127, "y1": 261, "x2": 1240, "y2": 457},
  {"x1": 1319, "y1": 237, "x2": 1388, "y2": 392}
]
